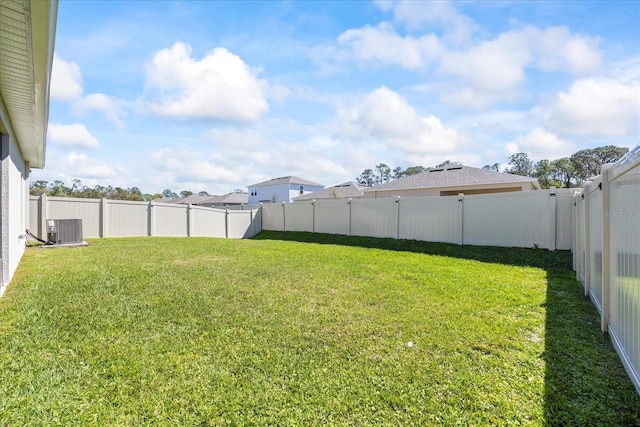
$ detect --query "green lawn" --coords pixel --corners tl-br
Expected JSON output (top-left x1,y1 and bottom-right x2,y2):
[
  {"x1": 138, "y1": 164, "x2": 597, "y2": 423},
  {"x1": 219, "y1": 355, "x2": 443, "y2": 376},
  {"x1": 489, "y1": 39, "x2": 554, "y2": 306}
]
[{"x1": 1, "y1": 232, "x2": 638, "y2": 426}]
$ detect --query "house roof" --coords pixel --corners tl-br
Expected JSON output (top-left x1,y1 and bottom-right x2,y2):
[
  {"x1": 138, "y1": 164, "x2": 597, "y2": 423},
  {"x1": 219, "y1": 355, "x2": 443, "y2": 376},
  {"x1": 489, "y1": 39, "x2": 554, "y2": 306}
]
[
  {"x1": 0, "y1": 0, "x2": 58, "y2": 169},
  {"x1": 161, "y1": 194, "x2": 215, "y2": 205},
  {"x1": 293, "y1": 181, "x2": 366, "y2": 201},
  {"x1": 201, "y1": 192, "x2": 249, "y2": 205},
  {"x1": 364, "y1": 165, "x2": 540, "y2": 192},
  {"x1": 249, "y1": 175, "x2": 324, "y2": 188}
]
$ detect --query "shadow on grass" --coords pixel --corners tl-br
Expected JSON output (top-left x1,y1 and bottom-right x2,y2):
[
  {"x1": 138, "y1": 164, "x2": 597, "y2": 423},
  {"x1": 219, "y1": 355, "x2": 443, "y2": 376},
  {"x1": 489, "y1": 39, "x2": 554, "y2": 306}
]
[{"x1": 253, "y1": 231, "x2": 640, "y2": 425}]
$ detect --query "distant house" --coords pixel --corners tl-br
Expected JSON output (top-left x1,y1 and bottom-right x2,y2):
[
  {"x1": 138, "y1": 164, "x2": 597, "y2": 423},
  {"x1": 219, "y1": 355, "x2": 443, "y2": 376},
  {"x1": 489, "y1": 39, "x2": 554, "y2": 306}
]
[
  {"x1": 292, "y1": 181, "x2": 366, "y2": 201},
  {"x1": 248, "y1": 176, "x2": 324, "y2": 204},
  {"x1": 363, "y1": 165, "x2": 540, "y2": 198},
  {"x1": 200, "y1": 192, "x2": 249, "y2": 207},
  {"x1": 160, "y1": 195, "x2": 214, "y2": 205},
  {"x1": 160, "y1": 192, "x2": 249, "y2": 207},
  {"x1": 0, "y1": 0, "x2": 57, "y2": 293}
]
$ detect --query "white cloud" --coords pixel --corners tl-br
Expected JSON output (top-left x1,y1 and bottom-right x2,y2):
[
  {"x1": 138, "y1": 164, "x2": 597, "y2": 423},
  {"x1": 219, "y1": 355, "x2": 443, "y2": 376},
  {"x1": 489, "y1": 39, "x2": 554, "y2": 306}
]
[
  {"x1": 542, "y1": 78, "x2": 640, "y2": 137},
  {"x1": 47, "y1": 123, "x2": 100, "y2": 148},
  {"x1": 50, "y1": 55, "x2": 83, "y2": 101},
  {"x1": 49, "y1": 54, "x2": 126, "y2": 127},
  {"x1": 337, "y1": 22, "x2": 441, "y2": 69},
  {"x1": 382, "y1": 0, "x2": 481, "y2": 45},
  {"x1": 439, "y1": 26, "x2": 602, "y2": 107},
  {"x1": 76, "y1": 93, "x2": 126, "y2": 129},
  {"x1": 506, "y1": 127, "x2": 574, "y2": 161},
  {"x1": 144, "y1": 42, "x2": 269, "y2": 122},
  {"x1": 337, "y1": 87, "x2": 464, "y2": 154}
]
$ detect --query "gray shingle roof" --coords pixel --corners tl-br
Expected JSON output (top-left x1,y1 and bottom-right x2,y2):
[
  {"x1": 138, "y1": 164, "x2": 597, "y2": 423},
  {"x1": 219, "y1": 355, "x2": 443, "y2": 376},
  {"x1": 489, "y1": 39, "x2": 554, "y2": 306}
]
[
  {"x1": 293, "y1": 181, "x2": 366, "y2": 201},
  {"x1": 249, "y1": 176, "x2": 324, "y2": 188},
  {"x1": 364, "y1": 165, "x2": 540, "y2": 192},
  {"x1": 202, "y1": 192, "x2": 249, "y2": 205}
]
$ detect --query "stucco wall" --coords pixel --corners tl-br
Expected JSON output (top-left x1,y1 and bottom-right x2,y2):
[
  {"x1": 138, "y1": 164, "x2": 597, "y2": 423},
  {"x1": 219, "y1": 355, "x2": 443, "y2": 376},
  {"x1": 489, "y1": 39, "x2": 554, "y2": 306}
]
[
  {"x1": 0, "y1": 132, "x2": 28, "y2": 294},
  {"x1": 364, "y1": 182, "x2": 535, "y2": 199}
]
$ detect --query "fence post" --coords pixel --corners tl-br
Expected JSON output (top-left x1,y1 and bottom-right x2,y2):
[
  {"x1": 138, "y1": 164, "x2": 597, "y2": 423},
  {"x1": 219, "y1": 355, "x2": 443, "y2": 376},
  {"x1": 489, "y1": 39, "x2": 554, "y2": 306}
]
[
  {"x1": 601, "y1": 163, "x2": 615, "y2": 333},
  {"x1": 457, "y1": 193, "x2": 464, "y2": 245},
  {"x1": 348, "y1": 198, "x2": 352, "y2": 236},
  {"x1": 282, "y1": 202, "x2": 286, "y2": 232},
  {"x1": 583, "y1": 182, "x2": 592, "y2": 297},
  {"x1": 39, "y1": 193, "x2": 48, "y2": 239},
  {"x1": 148, "y1": 201, "x2": 154, "y2": 236},
  {"x1": 100, "y1": 198, "x2": 108, "y2": 238},
  {"x1": 395, "y1": 196, "x2": 400, "y2": 239},
  {"x1": 259, "y1": 203, "x2": 263, "y2": 232},
  {"x1": 312, "y1": 200, "x2": 316, "y2": 234},
  {"x1": 187, "y1": 204, "x2": 192, "y2": 237},
  {"x1": 549, "y1": 187, "x2": 557, "y2": 251},
  {"x1": 225, "y1": 208, "x2": 229, "y2": 239}
]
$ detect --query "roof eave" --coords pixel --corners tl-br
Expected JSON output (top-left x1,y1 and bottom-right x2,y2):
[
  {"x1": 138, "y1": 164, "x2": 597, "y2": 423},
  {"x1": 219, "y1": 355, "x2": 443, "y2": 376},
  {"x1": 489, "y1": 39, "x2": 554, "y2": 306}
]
[{"x1": 21, "y1": 0, "x2": 58, "y2": 169}]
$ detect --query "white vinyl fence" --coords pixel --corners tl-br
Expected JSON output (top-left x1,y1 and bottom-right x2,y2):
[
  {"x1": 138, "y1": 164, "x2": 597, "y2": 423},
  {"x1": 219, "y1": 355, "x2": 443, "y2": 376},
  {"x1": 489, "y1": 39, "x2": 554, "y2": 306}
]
[
  {"x1": 262, "y1": 188, "x2": 574, "y2": 250},
  {"x1": 29, "y1": 196, "x2": 262, "y2": 240},
  {"x1": 573, "y1": 146, "x2": 640, "y2": 395}
]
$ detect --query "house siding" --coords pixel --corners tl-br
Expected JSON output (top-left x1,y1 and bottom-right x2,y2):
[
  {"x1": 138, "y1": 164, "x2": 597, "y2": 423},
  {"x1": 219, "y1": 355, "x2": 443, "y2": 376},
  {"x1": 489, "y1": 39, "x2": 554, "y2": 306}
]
[{"x1": 0, "y1": 131, "x2": 29, "y2": 295}]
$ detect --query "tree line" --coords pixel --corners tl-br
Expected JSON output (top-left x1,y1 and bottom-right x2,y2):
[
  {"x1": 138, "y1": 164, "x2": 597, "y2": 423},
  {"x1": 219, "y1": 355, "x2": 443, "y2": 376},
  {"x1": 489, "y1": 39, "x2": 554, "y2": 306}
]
[
  {"x1": 29, "y1": 179, "x2": 212, "y2": 201},
  {"x1": 356, "y1": 146, "x2": 628, "y2": 189}
]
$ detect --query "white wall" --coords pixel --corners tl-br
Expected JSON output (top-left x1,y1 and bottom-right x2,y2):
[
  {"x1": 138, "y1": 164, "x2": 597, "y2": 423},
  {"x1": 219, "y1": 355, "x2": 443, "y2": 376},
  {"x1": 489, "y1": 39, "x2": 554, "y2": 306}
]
[{"x1": 0, "y1": 132, "x2": 29, "y2": 294}]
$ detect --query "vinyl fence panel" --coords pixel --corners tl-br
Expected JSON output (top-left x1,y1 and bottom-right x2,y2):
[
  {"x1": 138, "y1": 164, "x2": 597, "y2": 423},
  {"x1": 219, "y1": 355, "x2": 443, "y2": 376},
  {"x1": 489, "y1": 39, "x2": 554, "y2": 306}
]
[
  {"x1": 47, "y1": 197, "x2": 101, "y2": 238},
  {"x1": 398, "y1": 196, "x2": 460, "y2": 243},
  {"x1": 350, "y1": 198, "x2": 398, "y2": 239},
  {"x1": 152, "y1": 203, "x2": 188, "y2": 236},
  {"x1": 587, "y1": 179, "x2": 604, "y2": 311},
  {"x1": 555, "y1": 189, "x2": 575, "y2": 250},
  {"x1": 283, "y1": 202, "x2": 314, "y2": 232},
  {"x1": 191, "y1": 206, "x2": 226, "y2": 238},
  {"x1": 107, "y1": 200, "x2": 150, "y2": 237},
  {"x1": 261, "y1": 203, "x2": 284, "y2": 231},
  {"x1": 314, "y1": 199, "x2": 351, "y2": 235},
  {"x1": 227, "y1": 210, "x2": 258, "y2": 239},
  {"x1": 463, "y1": 191, "x2": 551, "y2": 248},
  {"x1": 609, "y1": 160, "x2": 640, "y2": 394}
]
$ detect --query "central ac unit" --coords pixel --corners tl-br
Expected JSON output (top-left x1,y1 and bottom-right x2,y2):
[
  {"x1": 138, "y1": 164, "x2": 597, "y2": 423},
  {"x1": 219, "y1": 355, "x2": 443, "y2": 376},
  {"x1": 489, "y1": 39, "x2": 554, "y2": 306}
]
[{"x1": 47, "y1": 219, "x2": 83, "y2": 244}]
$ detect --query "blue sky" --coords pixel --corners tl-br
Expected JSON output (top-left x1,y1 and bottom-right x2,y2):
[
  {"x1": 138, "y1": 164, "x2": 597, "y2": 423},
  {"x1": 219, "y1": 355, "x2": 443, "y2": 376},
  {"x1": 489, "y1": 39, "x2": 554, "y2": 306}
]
[{"x1": 35, "y1": 0, "x2": 640, "y2": 195}]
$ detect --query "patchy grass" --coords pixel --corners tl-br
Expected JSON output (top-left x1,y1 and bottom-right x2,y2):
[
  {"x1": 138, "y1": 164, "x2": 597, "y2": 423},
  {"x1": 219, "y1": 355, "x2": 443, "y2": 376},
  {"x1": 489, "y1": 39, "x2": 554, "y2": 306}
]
[{"x1": 0, "y1": 233, "x2": 638, "y2": 426}]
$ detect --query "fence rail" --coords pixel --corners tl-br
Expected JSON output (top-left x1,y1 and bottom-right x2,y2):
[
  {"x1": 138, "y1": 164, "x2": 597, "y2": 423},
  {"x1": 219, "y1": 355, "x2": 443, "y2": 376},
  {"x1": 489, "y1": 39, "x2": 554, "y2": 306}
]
[
  {"x1": 262, "y1": 188, "x2": 574, "y2": 250},
  {"x1": 573, "y1": 146, "x2": 640, "y2": 395},
  {"x1": 29, "y1": 196, "x2": 262, "y2": 240}
]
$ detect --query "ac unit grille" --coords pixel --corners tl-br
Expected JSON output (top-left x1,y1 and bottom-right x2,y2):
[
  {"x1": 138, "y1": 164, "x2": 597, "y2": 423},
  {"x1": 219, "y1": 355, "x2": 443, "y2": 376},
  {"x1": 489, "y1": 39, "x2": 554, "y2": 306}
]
[{"x1": 47, "y1": 219, "x2": 83, "y2": 244}]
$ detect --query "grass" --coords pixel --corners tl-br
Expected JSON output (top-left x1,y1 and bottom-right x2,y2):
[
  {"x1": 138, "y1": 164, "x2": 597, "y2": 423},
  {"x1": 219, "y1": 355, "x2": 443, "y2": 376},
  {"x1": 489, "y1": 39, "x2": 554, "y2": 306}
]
[{"x1": 0, "y1": 232, "x2": 638, "y2": 426}]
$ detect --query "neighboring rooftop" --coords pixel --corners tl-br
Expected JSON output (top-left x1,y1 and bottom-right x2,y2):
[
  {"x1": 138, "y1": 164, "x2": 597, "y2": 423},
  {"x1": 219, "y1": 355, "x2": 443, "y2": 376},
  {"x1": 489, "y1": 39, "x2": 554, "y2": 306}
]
[
  {"x1": 202, "y1": 192, "x2": 249, "y2": 205},
  {"x1": 159, "y1": 195, "x2": 215, "y2": 205},
  {"x1": 293, "y1": 182, "x2": 366, "y2": 201},
  {"x1": 364, "y1": 165, "x2": 540, "y2": 192},
  {"x1": 249, "y1": 176, "x2": 324, "y2": 188}
]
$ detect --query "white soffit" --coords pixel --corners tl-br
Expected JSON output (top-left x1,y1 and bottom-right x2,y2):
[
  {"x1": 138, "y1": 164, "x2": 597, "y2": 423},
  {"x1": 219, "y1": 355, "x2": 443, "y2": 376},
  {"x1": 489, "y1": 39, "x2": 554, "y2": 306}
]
[{"x1": 0, "y1": 0, "x2": 57, "y2": 168}]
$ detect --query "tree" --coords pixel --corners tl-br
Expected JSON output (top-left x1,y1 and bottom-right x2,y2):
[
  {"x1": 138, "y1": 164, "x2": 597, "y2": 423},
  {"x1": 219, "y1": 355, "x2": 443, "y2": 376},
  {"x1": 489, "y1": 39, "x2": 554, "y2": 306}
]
[
  {"x1": 356, "y1": 169, "x2": 376, "y2": 187},
  {"x1": 435, "y1": 160, "x2": 461, "y2": 168},
  {"x1": 550, "y1": 157, "x2": 576, "y2": 188},
  {"x1": 482, "y1": 163, "x2": 500, "y2": 172},
  {"x1": 180, "y1": 190, "x2": 193, "y2": 198},
  {"x1": 271, "y1": 193, "x2": 278, "y2": 203},
  {"x1": 198, "y1": 191, "x2": 211, "y2": 196},
  {"x1": 505, "y1": 153, "x2": 533, "y2": 176},
  {"x1": 375, "y1": 163, "x2": 392, "y2": 184},
  {"x1": 162, "y1": 189, "x2": 179, "y2": 199},
  {"x1": 570, "y1": 146, "x2": 629, "y2": 183},
  {"x1": 392, "y1": 166, "x2": 404, "y2": 180},
  {"x1": 403, "y1": 166, "x2": 427, "y2": 176},
  {"x1": 533, "y1": 159, "x2": 553, "y2": 189},
  {"x1": 330, "y1": 188, "x2": 341, "y2": 199}
]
